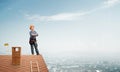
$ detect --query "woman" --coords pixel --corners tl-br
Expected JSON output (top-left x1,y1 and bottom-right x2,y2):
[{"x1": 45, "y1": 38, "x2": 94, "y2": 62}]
[{"x1": 29, "y1": 25, "x2": 40, "y2": 55}]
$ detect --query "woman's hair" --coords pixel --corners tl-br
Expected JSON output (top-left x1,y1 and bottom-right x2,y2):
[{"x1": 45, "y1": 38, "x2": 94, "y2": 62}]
[{"x1": 30, "y1": 25, "x2": 34, "y2": 30}]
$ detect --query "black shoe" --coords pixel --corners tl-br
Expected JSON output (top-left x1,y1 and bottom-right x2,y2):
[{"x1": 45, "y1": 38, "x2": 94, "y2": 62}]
[{"x1": 37, "y1": 54, "x2": 40, "y2": 55}]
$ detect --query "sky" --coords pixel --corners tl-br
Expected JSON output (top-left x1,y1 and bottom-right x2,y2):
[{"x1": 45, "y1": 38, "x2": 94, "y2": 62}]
[{"x1": 0, "y1": 0, "x2": 120, "y2": 58}]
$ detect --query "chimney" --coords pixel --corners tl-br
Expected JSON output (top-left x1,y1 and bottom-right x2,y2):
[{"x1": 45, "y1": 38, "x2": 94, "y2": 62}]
[{"x1": 12, "y1": 47, "x2": 21, "y2": 65}]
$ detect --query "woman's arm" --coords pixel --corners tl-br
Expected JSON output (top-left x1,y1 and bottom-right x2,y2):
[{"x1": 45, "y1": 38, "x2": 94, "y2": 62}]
[{"x1": 30, "y1": 31, "x2": 38, "y2": 37}]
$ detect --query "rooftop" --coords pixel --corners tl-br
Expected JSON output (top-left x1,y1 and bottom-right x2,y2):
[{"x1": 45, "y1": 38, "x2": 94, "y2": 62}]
[{"x1": 0, "y1": 55, "x2": 48, "y2": 72}]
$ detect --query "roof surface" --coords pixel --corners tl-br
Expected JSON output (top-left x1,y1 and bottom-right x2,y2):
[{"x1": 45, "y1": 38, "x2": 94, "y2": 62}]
[{"x1": 0, "y1": 55, "x2": 48, "y2": 72}]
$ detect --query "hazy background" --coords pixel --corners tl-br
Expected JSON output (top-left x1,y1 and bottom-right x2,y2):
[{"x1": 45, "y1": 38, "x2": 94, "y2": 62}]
[{"x1": 0, "y1": 0, "x2": 120, "y2": 60}]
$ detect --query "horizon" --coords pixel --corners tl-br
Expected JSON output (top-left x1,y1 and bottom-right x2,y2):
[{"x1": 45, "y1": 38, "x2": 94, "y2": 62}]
[{"x1": 0, "y1": 0, "x2": 120, "y2": 59}]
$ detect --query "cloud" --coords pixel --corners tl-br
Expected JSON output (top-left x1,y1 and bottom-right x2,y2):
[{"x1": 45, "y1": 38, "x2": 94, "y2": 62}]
[
  {"x1": 24, "y1": 0, "x2": 120, "y2": 22},
  {"x1": 47, "y1": 12, "x2": 88, "y2": 21},
  {"x1": 103, "y1": 0, "x2": 120, "y2": 8},
  {"x1": 25, "y1": 12, "x2": 90, "y2": 22},
  {"x1": 8, "y1": 8, "x2": 12, "y2": 10}
]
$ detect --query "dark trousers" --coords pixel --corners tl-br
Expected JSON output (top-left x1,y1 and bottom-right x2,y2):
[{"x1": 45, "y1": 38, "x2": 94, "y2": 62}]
[{"x1": 30, "y1": 42, "x2": 40, "y2": 55}]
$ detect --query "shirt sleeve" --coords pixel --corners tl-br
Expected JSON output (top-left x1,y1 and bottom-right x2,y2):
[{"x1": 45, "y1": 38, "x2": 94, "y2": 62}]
[{"x1": 30, "y1": 31, "x2": 38, "y2": 37}]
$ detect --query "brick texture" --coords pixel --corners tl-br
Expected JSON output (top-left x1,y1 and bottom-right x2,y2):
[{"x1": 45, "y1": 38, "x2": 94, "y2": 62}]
[{"x1": 0, "y1": 55, "x2": 48, "y2": 72}]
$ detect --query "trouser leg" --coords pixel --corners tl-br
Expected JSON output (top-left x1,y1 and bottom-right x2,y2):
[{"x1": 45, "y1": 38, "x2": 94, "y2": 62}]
[
  {"x1": 30, "y1": 44, "x2": 34, "y2": 55},
  {"x1": 33, "y1": 42, "x2": 40, "y2": 55}
]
